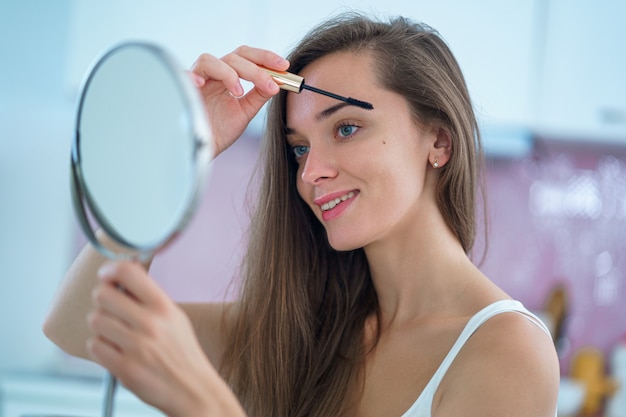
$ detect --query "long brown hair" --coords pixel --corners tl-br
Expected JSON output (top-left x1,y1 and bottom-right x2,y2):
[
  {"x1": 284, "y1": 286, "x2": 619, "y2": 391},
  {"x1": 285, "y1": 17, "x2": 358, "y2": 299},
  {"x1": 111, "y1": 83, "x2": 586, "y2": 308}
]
[{"x1": 221, "y1": 12, "x2": 484, "y2": 417}]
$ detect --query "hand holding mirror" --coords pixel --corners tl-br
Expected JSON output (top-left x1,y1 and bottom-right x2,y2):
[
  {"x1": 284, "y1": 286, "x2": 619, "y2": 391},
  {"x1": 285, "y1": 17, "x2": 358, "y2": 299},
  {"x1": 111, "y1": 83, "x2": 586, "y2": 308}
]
[{"x1": 71, "y1": 41, "x2": 213, "y2": 417}]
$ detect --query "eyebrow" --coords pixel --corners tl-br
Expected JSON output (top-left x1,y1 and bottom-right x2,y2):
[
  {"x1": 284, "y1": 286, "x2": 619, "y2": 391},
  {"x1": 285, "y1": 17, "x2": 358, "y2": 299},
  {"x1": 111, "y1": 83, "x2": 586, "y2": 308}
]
[
  {"x1": 316, "y1": 102, "x2": 351, "y2": 121},
  {"x1": 285, "y1": 102, "x2": 371, "y2": 136}
]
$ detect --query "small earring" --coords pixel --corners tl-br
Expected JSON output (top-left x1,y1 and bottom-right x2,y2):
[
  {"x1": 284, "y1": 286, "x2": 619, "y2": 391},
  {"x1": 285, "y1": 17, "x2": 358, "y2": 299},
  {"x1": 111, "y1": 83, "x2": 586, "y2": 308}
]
[{"x1": 433, "y1": 157, "x2": 439, "y2": 168}]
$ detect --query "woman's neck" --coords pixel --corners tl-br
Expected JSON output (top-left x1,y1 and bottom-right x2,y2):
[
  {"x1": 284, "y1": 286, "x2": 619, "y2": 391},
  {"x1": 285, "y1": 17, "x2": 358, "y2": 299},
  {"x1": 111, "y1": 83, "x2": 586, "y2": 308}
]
[{"x1": 363, "y1": 205, "x2": 482, "y2": 328}]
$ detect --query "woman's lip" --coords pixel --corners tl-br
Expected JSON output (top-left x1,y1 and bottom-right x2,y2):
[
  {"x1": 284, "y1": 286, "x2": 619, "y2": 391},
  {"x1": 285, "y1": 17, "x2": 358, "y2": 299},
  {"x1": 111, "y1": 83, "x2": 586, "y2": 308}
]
[
  {"x1": 314, "y1": 190, "x2": 359, "y2": 206},
  {"x1": 319, "y1": 191, "x2": 358, "y2": 221}
]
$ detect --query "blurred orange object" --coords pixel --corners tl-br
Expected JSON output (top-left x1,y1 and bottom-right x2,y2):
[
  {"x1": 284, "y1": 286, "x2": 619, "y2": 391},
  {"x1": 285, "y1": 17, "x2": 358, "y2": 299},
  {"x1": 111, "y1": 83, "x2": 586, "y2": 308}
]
[{"x1": 570, "y1": 347, "x2": 619, "y2": 415}]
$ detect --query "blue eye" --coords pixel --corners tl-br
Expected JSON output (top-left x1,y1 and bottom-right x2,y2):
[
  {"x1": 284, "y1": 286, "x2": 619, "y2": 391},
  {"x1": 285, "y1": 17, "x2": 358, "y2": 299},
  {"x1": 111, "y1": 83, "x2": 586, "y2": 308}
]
[
  {"x1": 338, "y1": 124, "x2": 358, "y2": 138},
  {"x1": 292, "y1": 145, "x2": 309, "y2": 159}
]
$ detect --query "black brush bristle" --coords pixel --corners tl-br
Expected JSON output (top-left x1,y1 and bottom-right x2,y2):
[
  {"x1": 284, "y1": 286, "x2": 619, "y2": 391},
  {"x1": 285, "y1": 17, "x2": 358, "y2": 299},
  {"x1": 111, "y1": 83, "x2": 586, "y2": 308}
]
[
  {"x1": 346, "y1": 97, "x2": 374, "y2": 110},
  {"x1": 301, "y1": 83, "x2": 374, "y2": 110}
]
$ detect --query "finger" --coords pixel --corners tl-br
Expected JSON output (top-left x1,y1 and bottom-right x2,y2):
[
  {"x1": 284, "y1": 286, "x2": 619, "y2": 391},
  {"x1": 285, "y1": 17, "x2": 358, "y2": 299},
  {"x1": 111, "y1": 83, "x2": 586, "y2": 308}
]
[
  {"x1": 87, "y1": 309, "x2": 135, "y2": 352},
  {"x1": 186, "y1": 70, "x2": 205, "y2": 87},
  {"x1": 223, "y1": 45, "x2": 291, "y2": 92},
  {"x1": 98, "y1": 261, "x2": 168, "y2": 310},
  {"x1": 192, "y1": 47, "x2": 289, "y2": 97},
  {"x1": 91, "y1": 282, "x2": 145, "y2": 329},
  {"x1": 221, "y1": 52, "x2": 281, "y2": 98},
  {"x1": 87, "y1": 334, "x2": 123, "y2": 370},
  {"x1": 230, "y1": 45, "x2": 290, "y2": 72},
  {"x1": 191, "y1": 53, "x2": 244, "y2": 97}
]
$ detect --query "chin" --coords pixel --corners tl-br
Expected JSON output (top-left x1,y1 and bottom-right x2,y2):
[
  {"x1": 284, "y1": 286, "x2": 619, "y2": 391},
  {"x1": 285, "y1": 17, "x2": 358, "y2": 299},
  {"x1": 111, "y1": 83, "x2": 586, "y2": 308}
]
[{"x1": 326, "y1": 235, "x2": 365, "y2": 252}]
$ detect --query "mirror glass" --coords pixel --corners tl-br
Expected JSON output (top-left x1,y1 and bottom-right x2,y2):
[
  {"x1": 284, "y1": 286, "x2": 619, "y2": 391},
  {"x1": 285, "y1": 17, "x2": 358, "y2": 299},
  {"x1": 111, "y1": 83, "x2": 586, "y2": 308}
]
[{"x1": 71, "y1": 42, "x2": 212, "y2": 260}]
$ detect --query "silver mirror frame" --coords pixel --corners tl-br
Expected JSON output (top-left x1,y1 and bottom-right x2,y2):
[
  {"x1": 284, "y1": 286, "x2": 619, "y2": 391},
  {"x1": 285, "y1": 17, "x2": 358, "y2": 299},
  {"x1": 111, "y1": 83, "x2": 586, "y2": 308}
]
[{"x1": 70, "y1": 41, "x2": 213, "y2": 262}]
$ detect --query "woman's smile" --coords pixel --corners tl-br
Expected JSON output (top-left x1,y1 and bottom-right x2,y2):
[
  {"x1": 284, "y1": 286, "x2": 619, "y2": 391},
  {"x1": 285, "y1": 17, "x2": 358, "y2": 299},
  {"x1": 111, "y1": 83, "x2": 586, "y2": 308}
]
[{"x1": 315, "y1": 190, "x2": 359, "y2": 221}]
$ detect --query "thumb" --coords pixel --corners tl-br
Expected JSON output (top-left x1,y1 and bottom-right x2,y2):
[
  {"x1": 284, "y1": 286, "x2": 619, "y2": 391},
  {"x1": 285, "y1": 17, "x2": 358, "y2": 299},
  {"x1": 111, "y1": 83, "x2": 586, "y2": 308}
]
[{"x1": 98, "y1": 261, "x2": 167, "y2": 308}]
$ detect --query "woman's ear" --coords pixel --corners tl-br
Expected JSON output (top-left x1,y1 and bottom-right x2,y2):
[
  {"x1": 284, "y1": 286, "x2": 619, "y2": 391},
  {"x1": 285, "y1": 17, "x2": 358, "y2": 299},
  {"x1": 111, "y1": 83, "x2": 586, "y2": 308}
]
[{"x1": 429, "y1": 127, "x2": 452, "y2": 168}]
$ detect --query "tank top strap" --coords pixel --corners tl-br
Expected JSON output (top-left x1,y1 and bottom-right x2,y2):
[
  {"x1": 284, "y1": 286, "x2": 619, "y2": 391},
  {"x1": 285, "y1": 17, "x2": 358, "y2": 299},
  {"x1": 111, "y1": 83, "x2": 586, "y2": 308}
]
[
  {"x1": 401, "y1": 299, "x2": 551, "y2": 417},
  {"x1": 426, "y1": 300, "x2": 549, "y2": 390}
]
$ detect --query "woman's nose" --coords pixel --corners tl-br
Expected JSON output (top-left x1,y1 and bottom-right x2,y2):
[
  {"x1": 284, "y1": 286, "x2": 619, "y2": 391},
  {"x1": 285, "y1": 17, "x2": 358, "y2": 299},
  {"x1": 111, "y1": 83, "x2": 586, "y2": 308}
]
[{"x1": 300, "y1": 145, "x2": 338, "y2": 185}]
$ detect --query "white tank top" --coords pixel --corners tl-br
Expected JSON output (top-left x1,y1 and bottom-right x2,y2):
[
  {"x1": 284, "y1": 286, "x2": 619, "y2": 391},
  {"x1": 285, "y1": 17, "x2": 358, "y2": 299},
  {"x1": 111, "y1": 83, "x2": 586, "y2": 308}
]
[{"x1": 400, "y1": 299, "x2": 553, "y2": 417}]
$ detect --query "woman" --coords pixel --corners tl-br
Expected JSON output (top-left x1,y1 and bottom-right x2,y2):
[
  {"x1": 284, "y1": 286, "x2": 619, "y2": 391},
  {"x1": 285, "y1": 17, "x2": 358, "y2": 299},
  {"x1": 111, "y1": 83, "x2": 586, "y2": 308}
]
[{"x1": 44, "y1": 13, "x2": 559, "y2": 417}]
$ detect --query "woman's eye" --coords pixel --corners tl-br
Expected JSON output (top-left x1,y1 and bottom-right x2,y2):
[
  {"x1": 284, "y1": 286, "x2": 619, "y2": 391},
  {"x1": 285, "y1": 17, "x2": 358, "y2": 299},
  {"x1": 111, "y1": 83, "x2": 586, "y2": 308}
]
[
  {"x1": 337, "y1": 124, "x2": 358, "y2": 138},
  {"x1": 292, "y1": 145, "x2": 309, "y2": 159}
]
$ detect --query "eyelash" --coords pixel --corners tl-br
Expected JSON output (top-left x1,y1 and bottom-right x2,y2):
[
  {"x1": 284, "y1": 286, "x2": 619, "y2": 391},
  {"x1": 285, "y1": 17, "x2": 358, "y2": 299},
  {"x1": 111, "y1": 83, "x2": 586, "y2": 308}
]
[
  {"x1": 335, "y1": 122, "x2": 360, "y2": 139},
  {"x1": 292, "y1": 145, "x2": 309, "y2": 159}
]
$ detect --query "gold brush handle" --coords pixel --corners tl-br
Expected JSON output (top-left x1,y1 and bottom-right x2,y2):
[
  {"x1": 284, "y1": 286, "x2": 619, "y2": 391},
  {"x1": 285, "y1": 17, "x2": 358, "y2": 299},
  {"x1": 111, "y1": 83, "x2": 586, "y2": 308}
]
[
  {"x1": 260, "y1": 66, "x2": 374, "y2": 110},
  {"x1": 260, "y1": 67, "x2": 304, "y2": 93}
]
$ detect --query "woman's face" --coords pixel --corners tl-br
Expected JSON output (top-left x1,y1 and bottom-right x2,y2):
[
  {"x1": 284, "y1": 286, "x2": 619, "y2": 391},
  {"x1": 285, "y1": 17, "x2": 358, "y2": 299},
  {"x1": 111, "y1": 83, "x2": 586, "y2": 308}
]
[{"x1": 285, "y1": 51, "x2": 436, "y2": 251}]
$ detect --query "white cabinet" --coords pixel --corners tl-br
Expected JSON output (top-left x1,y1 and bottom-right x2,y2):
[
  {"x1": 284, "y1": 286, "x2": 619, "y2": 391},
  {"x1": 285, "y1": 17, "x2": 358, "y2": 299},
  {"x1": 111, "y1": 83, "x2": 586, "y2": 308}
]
[
  {"x1": 65, "y1": 0, "x2": 543, "y2": 152},
  {"x1": 65, "y1": 0, "x2": 257, "y2": 91},
  {"x1": 260, "y1": 0, "x2": 541, "y2": 156},
  {"x1": 61, "y1": 0, "x2": 626, "y2": 147},
  {"x1": 536, "y1": 0, "x2": 626, "y2": 142},
  {"x1": 262, "y1": 0, "x2": 541, "y2": 129}
]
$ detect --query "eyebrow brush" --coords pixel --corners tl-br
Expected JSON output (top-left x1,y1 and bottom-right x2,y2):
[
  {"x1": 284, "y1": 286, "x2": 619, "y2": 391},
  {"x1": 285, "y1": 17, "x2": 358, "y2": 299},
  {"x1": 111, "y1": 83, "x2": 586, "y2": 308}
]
[{"x1": 261, "y1": 67, "x2": 374, "y2": 110}]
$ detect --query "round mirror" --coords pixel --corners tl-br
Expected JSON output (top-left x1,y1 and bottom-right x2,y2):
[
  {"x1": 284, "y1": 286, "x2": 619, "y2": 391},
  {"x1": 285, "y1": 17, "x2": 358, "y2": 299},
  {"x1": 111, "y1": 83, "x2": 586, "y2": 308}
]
[{"x1": 71, "y1": 42, "x2": 212, "y2": 261}]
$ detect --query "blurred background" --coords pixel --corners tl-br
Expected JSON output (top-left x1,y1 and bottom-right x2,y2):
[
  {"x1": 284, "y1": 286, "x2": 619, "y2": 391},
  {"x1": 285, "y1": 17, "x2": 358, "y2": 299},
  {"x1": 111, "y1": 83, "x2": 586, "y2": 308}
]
[{"x1": 1, "y1": 0, "x2": 625, "y2": 416}]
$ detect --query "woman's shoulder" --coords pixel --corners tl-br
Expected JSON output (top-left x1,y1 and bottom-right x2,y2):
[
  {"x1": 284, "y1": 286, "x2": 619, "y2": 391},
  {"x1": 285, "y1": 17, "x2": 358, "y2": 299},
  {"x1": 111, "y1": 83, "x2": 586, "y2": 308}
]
[{"x1": 434, "y1": 301, "x2": 560, "y2": 416}]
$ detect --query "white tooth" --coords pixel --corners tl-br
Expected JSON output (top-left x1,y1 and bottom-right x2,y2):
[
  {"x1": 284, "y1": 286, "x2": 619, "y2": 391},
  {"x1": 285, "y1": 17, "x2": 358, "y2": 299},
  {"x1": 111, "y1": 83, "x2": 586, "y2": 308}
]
[{"x1": 321, "y1": 192, "x2": 357, "y2": 211}]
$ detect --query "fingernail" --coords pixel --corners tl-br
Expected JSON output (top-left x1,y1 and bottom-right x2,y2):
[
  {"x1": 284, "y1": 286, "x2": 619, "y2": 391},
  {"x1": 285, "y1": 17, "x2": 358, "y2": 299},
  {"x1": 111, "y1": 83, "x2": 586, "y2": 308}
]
[
  {"x1": 229, "y1": 83, "x2": 245, "y2": 99},
  {"x1": 98, "y1": 262, "x2": 116, "y2": 278},
  {"x1": 268, "y1": 79, "x2": 279, "y2": 93},
  {"x1": 234, "y1": 83, "x2": 244, "y2": 97},
  {"x1": 194, "y1": 74, "x2": 205, "y2": 87}
]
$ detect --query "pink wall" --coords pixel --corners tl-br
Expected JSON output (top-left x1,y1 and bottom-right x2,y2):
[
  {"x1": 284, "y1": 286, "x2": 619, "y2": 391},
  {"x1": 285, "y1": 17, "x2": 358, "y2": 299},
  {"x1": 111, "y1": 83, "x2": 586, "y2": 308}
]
[
  {"x1": 149, "y1": 134, "x2": 261, "y2": 303},
  {"x1": 477, "y1": 140, "x2": 626, "y2": 373},
  {"x1": 76, "y1": 134, "x2": 626, "y2": 374}
]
